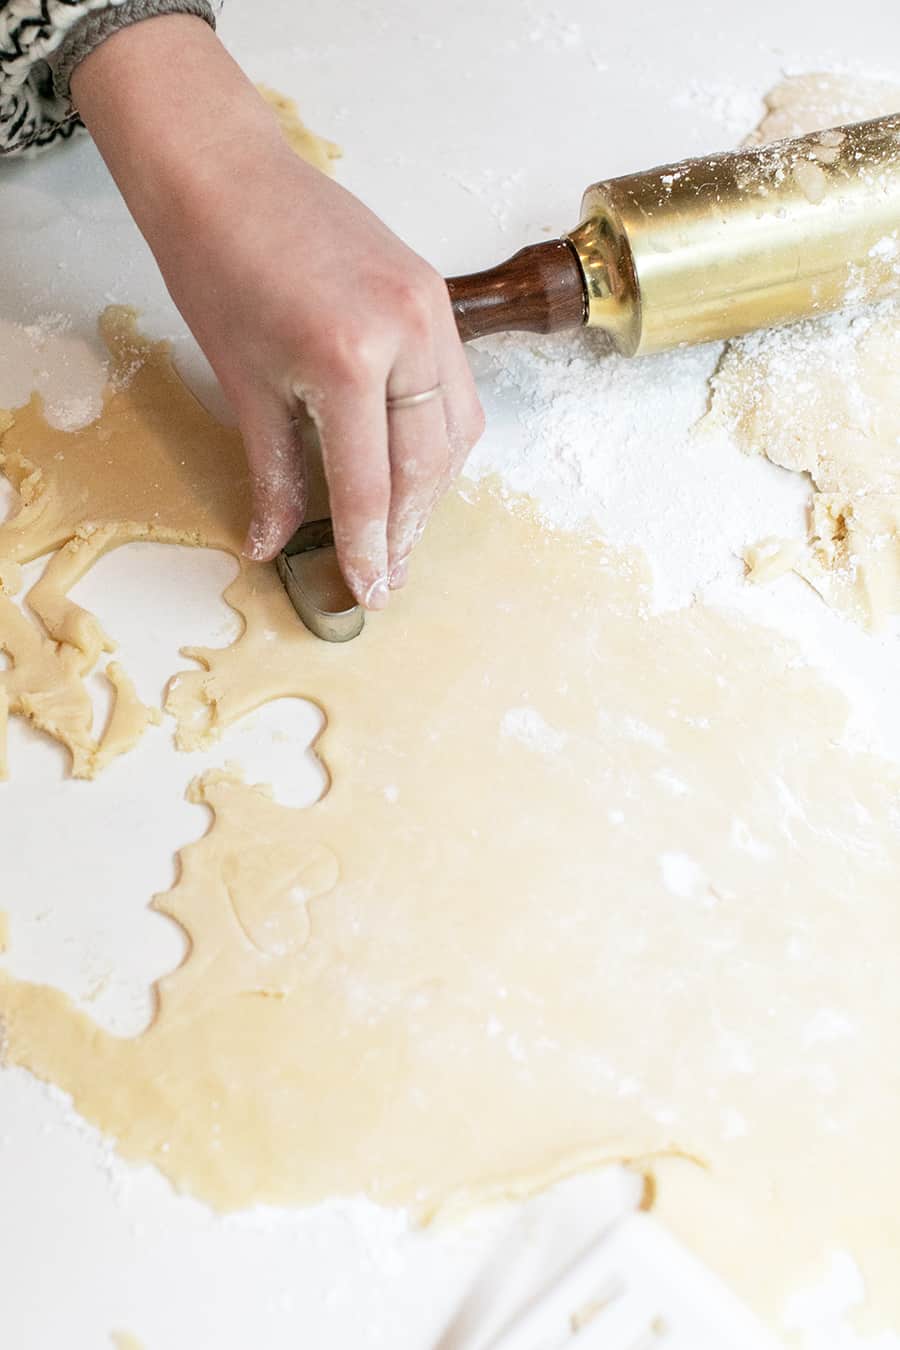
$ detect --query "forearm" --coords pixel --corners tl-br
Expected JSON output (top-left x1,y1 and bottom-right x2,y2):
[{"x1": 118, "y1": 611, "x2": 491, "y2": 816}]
[
  {"x1": 70, "y1": 13, "x2": 285, "y2": 250},
  {"x1": 0, "y1": 1, "x2": 218, "y2": 156}
]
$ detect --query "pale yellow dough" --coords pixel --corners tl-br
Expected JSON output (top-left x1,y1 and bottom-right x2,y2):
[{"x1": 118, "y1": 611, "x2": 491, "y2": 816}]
[
  {"x1": 95, "y1": 662, "x2": 162, "y2": 773},
  {"x1": 0, "y1": 309, "x2": 249, "y2": 775},
  {"x1": 110, "y1": 1333, "x2": 144, "y2": 1350},
  {"x1": 258, "y1": 85, "x2": 342, "y2": 174},
  {"x1": 2, "y1": 334, "x2": 900, "y2": 1325},
  {"x1": 709, "y1": 74, "x2": 900, "y2": 629},
  {"x1": 1, "y1": 82, "x2": 900, "y2": 1338}
]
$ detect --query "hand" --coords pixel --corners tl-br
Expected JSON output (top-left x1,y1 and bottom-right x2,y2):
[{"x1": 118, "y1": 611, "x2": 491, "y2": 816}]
[{"x1": 71, "y1": 15, "x2": 484, "y2": 607}]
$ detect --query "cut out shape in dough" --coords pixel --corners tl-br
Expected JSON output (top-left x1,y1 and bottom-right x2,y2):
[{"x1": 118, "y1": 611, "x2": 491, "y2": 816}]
[{"x1": 708, "y1": 74, "x2": 900, "y2": 630}]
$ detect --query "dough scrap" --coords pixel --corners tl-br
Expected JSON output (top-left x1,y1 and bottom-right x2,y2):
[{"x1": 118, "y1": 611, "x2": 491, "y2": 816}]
[
  {"x1": 258, "y1": 84, "x2": 342, "y2": 174},
  {"x1": 95, "y1": 661, "x2": 162, "y2": 774},
  {"x1": 0, "y1": 585, "x2": 98, "y2": 777},
  {"x1": 708, "y1": 74, "x2": 900, "y2": 629},
  {"x1": 743, "y1": 72, "x2": 900, "y2": 145},
  {"x1": 110, "y1": 1334, "x2": 144, "y2": 1350}
]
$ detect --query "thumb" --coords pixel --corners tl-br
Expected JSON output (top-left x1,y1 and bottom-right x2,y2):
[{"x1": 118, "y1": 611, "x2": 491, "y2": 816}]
[{"x1": 238, "y1": 398, "x2": 308, "y2": 561}]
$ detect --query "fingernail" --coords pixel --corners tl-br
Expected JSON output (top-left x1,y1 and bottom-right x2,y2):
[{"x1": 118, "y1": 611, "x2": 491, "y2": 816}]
[
  {"x1": 390, "y1": 558, "x2": 409, "y2": 590},
  {"x1": 364, "y1": 577, "x2": 390, "y2": 610}
]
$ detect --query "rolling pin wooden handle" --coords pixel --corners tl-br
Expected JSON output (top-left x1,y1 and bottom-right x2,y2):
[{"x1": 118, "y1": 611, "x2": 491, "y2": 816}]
[{"x1": 447, "y1": 239, "x2": 588, "y2": 342}]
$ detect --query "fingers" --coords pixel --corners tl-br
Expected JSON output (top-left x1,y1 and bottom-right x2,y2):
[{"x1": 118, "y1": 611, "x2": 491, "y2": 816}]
[
  {"x1": 433, "y1": 309, "x2": 486, "y2": 491},
  {"x1": 239, "y1": 398, "x2": 308, "y2": 561},
  {"x1": 311, "y1": 378, "x2": 392, "y2": 610},
  {"x1": 383, "y1": 303, "x2": 485, "y2": 589},
  {"x1": 244, "y1": 275, "x2": 486, "y2": 610},
  {"x1": 385, "y1": 348, "x2": 450, "y2": 589}
]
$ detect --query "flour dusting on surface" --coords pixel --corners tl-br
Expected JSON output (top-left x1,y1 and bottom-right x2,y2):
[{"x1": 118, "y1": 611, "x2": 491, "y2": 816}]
[
  {"x1": 659, "y1": 852, "x2": 706, "y2": 898},
  {"x1": 500, "y1": 705, "x2": 568, "y2": 754},
  {"x1": 465, "y1": 330, "x2": 809, "y2": 613}
]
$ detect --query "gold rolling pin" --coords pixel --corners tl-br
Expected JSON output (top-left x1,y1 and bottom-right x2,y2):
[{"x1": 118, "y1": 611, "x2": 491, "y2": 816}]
[
  {"x1": 281, "y1": 113, "x2": 900, "y2": 641},
  {"x1": 447, "y1": 113, "x2": 900, "y2": 352}
]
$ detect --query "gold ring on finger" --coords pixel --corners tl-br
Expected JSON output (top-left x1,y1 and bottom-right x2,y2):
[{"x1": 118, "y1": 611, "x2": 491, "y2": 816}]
[{"x1": 386, "y1": 383, "x2": 443, "y2": 410}]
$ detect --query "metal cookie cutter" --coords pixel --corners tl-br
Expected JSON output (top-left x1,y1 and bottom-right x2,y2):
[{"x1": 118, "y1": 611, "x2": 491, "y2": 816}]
[{"x1": 276, "y1": 518, "x2": 365, "y2": 643}]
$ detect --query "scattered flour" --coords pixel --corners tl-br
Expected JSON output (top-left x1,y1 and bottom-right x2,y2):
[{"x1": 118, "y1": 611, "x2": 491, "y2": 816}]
[
  {"x1": 721, "y1": 1107, "x2": 750, "y2": 1140},
  {"x1": 464, "y1": 286, "x2": 900, "y2": 767},
  {"x1": 659, "y1": 852, "x2": 706, "y2": 898},
  {"x1": 465, "y1": 329, "x2": 809, "y2": 612},
  {"x1": 672, "y1": 79, "x2": 766, "y2": 137},
  {"x1": 500, "y1": 705, "x2": 568, "y2": 754},
  {"x1": 0, "y1": 314, "x2": 107, "y2": 430},
  {"x1": 783, "y1": 1251, "x2": 900, "y2": 1350},
  {"x1": 802, "y1": 1009, "x2": 857, "y2": 1049}
]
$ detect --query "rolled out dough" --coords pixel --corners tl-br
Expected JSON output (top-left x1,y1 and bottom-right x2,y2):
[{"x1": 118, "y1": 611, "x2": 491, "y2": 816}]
[
  {"x1": 0, "y1": 309, "x2": 249, "y2": 775},
  {"x1": 708, "y1": 74, "x2": 900, "y2": 630},
  {"x1": 1, "y1": 310, "x2": 900, "y2": 1326},
  {"x1": 1, "y1": 79, "x2": 900, "y2": 1337}
]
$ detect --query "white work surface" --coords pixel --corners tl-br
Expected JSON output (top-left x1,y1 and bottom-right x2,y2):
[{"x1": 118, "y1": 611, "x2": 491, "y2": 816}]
[{"x1": 1, "y1": 2, "x2": 899, "y2": 1347}]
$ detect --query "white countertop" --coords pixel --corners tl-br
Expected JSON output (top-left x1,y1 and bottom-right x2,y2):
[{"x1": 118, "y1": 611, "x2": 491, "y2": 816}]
[{"x1": 1, "y1": 2, "x2": 898, "y2": 1346}]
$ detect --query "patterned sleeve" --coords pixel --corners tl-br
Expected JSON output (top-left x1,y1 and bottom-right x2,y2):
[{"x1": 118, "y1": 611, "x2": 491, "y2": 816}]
[{"x1": 0, "y1": 0, "x2": 218, "y2": 157}]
